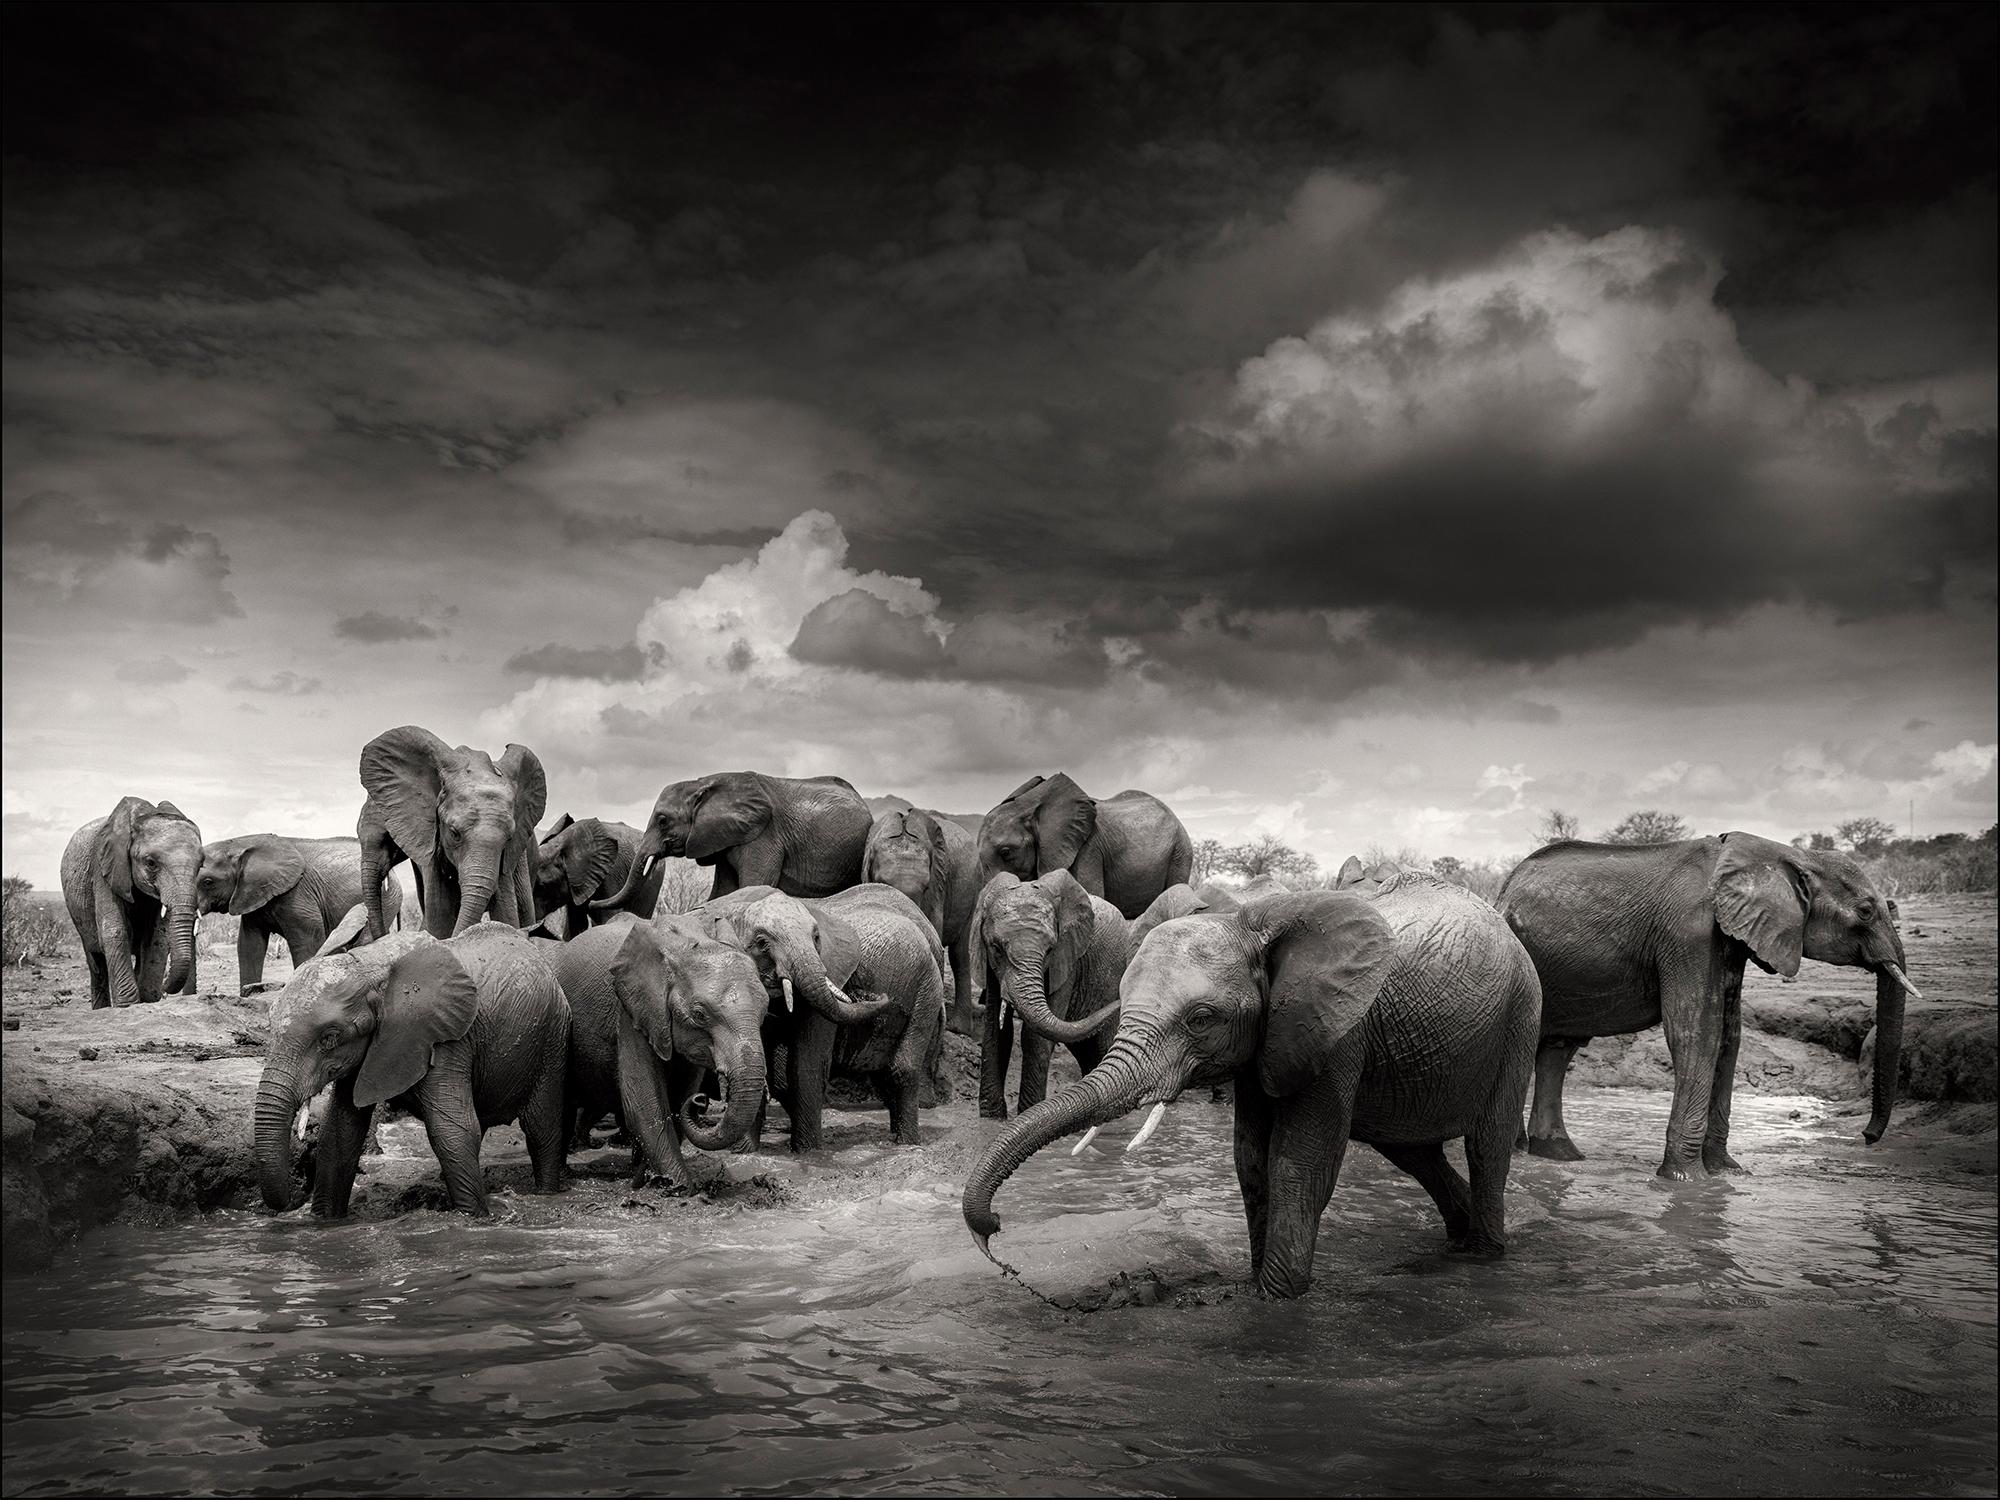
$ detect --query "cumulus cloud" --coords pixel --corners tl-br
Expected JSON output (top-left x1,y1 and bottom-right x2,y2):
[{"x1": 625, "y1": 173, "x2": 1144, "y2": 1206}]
[{"x1": 503, "y1": 641, "x2": 654, "y2": 681}]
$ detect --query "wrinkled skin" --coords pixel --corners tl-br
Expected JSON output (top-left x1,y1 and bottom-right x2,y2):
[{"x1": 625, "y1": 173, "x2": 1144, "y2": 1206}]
[
  {"x1": 254, "y1": 916, "x2": 569, "y2": 1218},
  {"x1": 964, "y1": 874, "x2": 1542, "y2": 1299},
  {"x1": 197, "y1": 833, "x2": 402, "y2": 994},
  {"x1": 1499, "y1": 833, "x2": 1918, "y2": 1178},
  {"x1": 864, "y1": 807, "x2": 981, "y2": 1035},
  {"x1": 592, "y1": 771, "x2": 871, "y2": 913},
  {"x1": 357, "y1": 725, "x2": 546, "y2": 939},
  {"x1": 696, "y1": 884, "x2": 947, "y2": 1152},
  {"x1": 60, "y1": 797, "x2": 204, "y2": 1008},
  {"x1": 535, "y1": 814, "x2": 661, "y2": 939},
  {"x1": 976, "y1": 774, "x2": 1192, "y2": 919}
]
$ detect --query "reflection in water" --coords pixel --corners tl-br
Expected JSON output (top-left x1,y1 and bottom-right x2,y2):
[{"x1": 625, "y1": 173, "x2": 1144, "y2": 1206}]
[{"x1": 3, "y1": 1090, "x2": 1994, "y2": 1495}]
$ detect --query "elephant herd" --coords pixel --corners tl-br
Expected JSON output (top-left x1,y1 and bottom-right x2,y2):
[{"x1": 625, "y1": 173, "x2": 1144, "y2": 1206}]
[{"x1": 59, "y1": 726, "x2": 1921, "y2": 1299}]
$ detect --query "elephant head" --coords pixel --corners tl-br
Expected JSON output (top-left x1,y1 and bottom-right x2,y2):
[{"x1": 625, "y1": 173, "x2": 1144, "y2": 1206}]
[
  {"x1": 970, "y1": 870, "x2": 1115, "y2": 1045},
  {"x1": 197, "y1": 834, "x2": 305, "y2": 919},
  {"x1": 963, "y1": 890, "x2": 1397, "y2": 1252},
  {"x1": 977, "y1": 774, "x2": 1095, "y2": 885},
  {"x1": 1709, "y1": 832, "x2": 1919, "y2": 1143},
  {"x1": 99, "y1": 797, "x2": 204, "y2": 999},
  {"x1": 703, "y1": 891, "x2": 897, "y2": 1029},
  {"x1": 535, "y1": 814, "x2": 621, "y2": 920},
  {"x1": 359, "y1": 726, "x2": 545, "y2": 936},
  {"x1": 608, "y1": 914, "x2": 772, "y2": 1152},
  {"x1": 863, "y1": 809, "x2": 949, "y2": 933},
  {"x1": 592, "y1": 773, "x2": 770, "y2": 912},
  {"x1": 253, "y1": 907, "x2": 478, "y2": 1209}
]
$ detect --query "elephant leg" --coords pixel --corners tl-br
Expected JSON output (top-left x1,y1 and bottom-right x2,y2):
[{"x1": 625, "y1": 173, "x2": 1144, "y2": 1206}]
[
  {"x1": 1658, "y1": 960, "x2": 1727, "y2": 1182},
  {"x1": 1703, "y1": 959, "x2": 1748, "y2": 1174},
  {"x1": 788, "y1": 1017, "x2": 833, "y2": 1153},
  {"x1": 1232, "y1": 1073, "x2": 1275, "y2": 1281},
  {"x1": 979, "y1": 997, "x2": 1013, "y2": 1119},
  {"x1": 1461, "y1": 1106, "x2": 1519, "y2": 1257},
  {"x1": 1257, "y1": 1064, "x2": 1360, "y2": 1299},
  {"x1": 1524, "y1": 1038, "x2": 1587, "y2": 1160},
  {"x1": 85, "y1": 949, "x2": 110, "y2": 1009},
  {"x1": 1372, "y1": 1141, "x2": 1473, "y2": 1246},
  {"x1": 616, "y1": 1010, "x2": 697, "y2": 1190},
  {"x1": 520, "y1": 1060, "x2": 568, "y2": 1194},
  {"x1": 238, "y1": 924, "x2": 270, "y2": 994},
  {"x1": 312, "y1": 1079, "x2": 374, "y2": 1219},
  {"x1": 1015, "y1": 1027, "x2": 1055, "y2": 1114},
  {"x1": 418, "y1": 1106, "x2": 489, "y2": 1216},
  {"x1": 945, "y1": 928, "x2": 980, "y2": 1037}
]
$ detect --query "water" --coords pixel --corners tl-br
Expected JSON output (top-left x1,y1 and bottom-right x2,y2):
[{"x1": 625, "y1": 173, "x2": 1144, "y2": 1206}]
[{"x1": 4, "y1": 1088, "x2": 1995, "y2": 1496}]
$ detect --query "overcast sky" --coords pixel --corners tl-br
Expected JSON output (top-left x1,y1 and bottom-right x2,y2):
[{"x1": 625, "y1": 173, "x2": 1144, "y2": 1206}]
[{"x1": 4, "y1": 3, "x2": 1995, "y2": 886}]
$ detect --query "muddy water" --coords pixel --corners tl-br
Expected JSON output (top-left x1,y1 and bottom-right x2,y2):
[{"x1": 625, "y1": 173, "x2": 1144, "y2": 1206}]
[{"x1": 4, "y1": 1088, "x2": 1994, "y2": 1496}]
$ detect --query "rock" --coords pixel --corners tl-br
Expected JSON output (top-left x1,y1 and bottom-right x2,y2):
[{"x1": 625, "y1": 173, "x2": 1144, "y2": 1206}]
[
  {"x1": 76, "y1": 1046, "x2": 98, "y2": 1061},
  {"x1": 1861, "y1": 1005, "x2": 1998, "y2": 1105},
  {"x1": 1565, "y1": 1026, "x2": 1865, "y2": 1099},
  {"x1": 1742, "y1": 992, "x2": 1874, "y2": 1059}
]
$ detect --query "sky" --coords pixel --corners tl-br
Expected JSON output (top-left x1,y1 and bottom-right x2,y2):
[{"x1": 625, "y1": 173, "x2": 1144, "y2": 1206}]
[{"x1": 3, "y1": 2, "x2": 1995, "y2": 887}]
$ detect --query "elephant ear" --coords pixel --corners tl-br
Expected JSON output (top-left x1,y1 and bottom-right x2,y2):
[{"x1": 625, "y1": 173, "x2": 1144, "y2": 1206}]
[
  {"x1": 920, "y1": 812, "x2": 951, "y2": 896},
  {"x1": 95, "y1": 797, "x2": 149, "y2": 902},
  {"x1": 498, "y1": 744, "x2": 547, "y2": 846},
  {"x1": 813, "y1": 904, "x2": 863, "y2": 988},
  {"x1": 562, "y1": 819, "x2": 622, "y2": 903},
  {"x1": 154, "y1": 801, "x2": 189, "y2": 821},
  {"x1": 1242, "y1": 892, "x2": 1399, "y2": 1099},
  {"x1": 1709, "y1": 834, "x2": 1808, "y2": 977},
  {"x1": 968, "y1": 872, "x2": 1020, "y2": 1001},
  {"x1": 685, "y1": 775, "x2": 771, "y2": 863},
  {"x1": 1335, "y1": 855, "x2": 1367, "y2": 888},
  {"x1": 231, "y1": 837, "x2": 306, "y2": 916},
  {"x1": 1042, "y1": 870, "x2": 1097, "y2": 1008},
  {"x1": 1032, "y1": 773, "x2": 1096, "y2": 875},
  {"x1": 317, "y1": 904, "x2": 374, "y2": 957},
  {"x1": 354, "y1": 938, "x2": 479, "y2": 1108},
  {"x1": 359, "y1": 726, "x2": 453, "y2": 865},
  {"x1": 540, "y1": 812, "x2": 576, "y2": 849},
  {"x1": 608, "y1": 921, "x2": 678, "y2": 1062},
  {"x1": 1128, "y1": 883, "x2": 1210, "y2": 954},
  {"x1": 998, "y1": 774, "x2": 1046, "y2": 806}
]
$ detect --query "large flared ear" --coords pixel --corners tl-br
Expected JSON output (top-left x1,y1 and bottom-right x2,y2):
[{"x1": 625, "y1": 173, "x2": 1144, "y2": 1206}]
[
  {"x1": 1041, "y1": 870, "x2": 1097, "y2": 1007},
  {"x1": 317, "y1": 903, "x2": 373, "y2": 956},
  {"x1": 813, "y1": 904, "x2": 862, "y2": 988},
  {"x1": 95, "y1": 797, "x2": 149, "y2": 903},
  {"x1": 1335, "y1": 855, "x2": 1367, "y2": 887},
  {"x1": 359, "y1": 726, "x2": 453, "y2": 865},
  {"x1": 154, "y1": 801, "x2": 188, "y2": 821},
  {"x1": 1242, "y1": 892, "x2": 1399, "y2": 1099},
  {"x1": 920, "y1": 812, "x2": 951, "y2": 894},
  {"x1": 498, "y1": 744, "x2": 547, "y2": 846},
  {"x1": 541, "y1": 811, "x2": 576, "y2": 846},
  {"x1": 1709, "y1": 833, "x2": 1808, "y2": 977},
  {"x1": 998, "y1": 775, "x2": 1045, "y2": 806},
  {"x1": 231, "y1": 836, "x2": 306, "y2": 916},
  {"x1": 684, "y1": 774, "x2": 770, "y2": 863},
  {"x1": 1032, "y1": 773, "x2": 1096, "y2": 875},
  {"x1": 608, "y1": 920, "x2": 679, "y2": 1062},
  {"x1": 354, "y1": 937, "x2": 479, "y2": 1108},
  {"x1": 1128, "y1": 883, "x2": 1210, "y2": 953},
  {"x1": 968, "y1": 872, "x2": 1019, "y2": 999},
  {"x1": 562, "y1": 818, "x2": 621, "y2": 902}
]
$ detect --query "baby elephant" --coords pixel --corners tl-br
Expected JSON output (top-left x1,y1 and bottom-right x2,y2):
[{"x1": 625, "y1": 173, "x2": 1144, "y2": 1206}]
[
  {"x1": 198, "y1": 833, "x2": 402, "y2": 994},
  {"x1": 254, "y1": 908, "x2": 569, "y2": 1218}
]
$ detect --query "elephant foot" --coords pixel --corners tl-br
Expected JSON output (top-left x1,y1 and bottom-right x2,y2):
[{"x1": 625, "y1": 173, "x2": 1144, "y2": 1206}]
[
  {"x1": 1702, "y1": 1146, "x2": 1747, "y2": 1174},
  {"x1": 1655, "y1": 1157, "x2": 1709, "y2": 1182},
  {"x1": 979, "y1": 1102, "x2": 1011, "y2": 1121},
  {"x1": 1254, "y1": 1272, "x2": 1310, "y2": 1300},
  {"x1": 1526, "y1": 1134, "x2": 1585, "y2": 1162},
  {"x1": 946, "y1": 1007, "x2": 984, "y2": 1039},
  {"x1": 1447, "y1": 1234, "x2": 1507, "y2": 1259}
]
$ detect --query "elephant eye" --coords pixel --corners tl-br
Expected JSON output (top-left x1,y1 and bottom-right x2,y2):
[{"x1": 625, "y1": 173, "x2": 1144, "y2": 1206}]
[
  {"x1": 318, "y1": 1029, "x2": 341, "y2": 1052},
  {"x1": 1187, "y1": 1003, "x2": 1219, "y2": 1027}
]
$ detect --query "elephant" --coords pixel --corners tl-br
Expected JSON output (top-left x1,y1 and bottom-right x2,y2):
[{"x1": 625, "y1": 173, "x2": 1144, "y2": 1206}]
[
  {"x1": 963, "y1": 872, "x2": 1542, "y2": 1299},
  {"x1": 976, "y1": 773, "x2": 1193, "y2": 918},
  {"x1": 196, "y1": 834, "x2": 403, "y2": 994},
  {"x1": 592, "y1": 771, "x2": 872, "y2": 912},
  {"x1": 690, "y1": 883, "x2": 947, "y2": 1152},
  {"x1": 60, "y1": 797, "x2": 204, "y2": 1008},
  {"x1": 254, "y1": 908, "x2": 570, "y2": 1217},
  {"x1": 1497, "y1": 832, "x2": 1921, "y2": 1179},
  {"x1": 530, "y1": 913, "x2": 641, "y2": 1156},
  {"x1": 357, "y1": 725, "x2": 547, "y2": 939},
  {"x1": 535, "y1": 813, "x2": 662, "y2": 938},
  {"x1": 863, "y1": 806, "x2": 981, "y2": 1035}
]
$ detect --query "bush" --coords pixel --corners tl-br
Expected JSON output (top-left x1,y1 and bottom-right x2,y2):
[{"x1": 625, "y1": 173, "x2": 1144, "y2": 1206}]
[
  {"x1": 654, "y1": 858, "x2": 714, "y2": 915},
  {"x1": 2, "y1": 879, "x2": 72, "y2": 964},
  {"x1": 1858, "y1": 830, "x2": 1999, "y2": 896}
]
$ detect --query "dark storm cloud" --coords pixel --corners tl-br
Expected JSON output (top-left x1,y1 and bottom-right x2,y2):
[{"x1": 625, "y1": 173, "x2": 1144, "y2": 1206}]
[
  {"x1": 502, "y1": 642, "x2": 653, "y2": 682},
  {"x1": 790, "y1": 590, "x2": 1110, "y2": 688},
  {"x1": 2, "y1": 491, "x2": 242, "y2": 624},
  {"x1": 333, "y1": 612, "x2": 446, "y2": 644}
]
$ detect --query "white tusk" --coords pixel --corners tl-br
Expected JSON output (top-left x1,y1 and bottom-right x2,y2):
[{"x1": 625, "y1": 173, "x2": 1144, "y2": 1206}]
[
  {"x1": 780, "y1": 976, "x2": 795, "y2": 1012},
  {"x1": 293, "y1": 1103, "x2": 310, "y2": 1142},
  {"x1": 1070, "y1": 1126, "x2": 1100, "y2": 1156},
  {"x1": 825, "y1": 980, "x2": 853, "y2": 1005},
  {"x1": 1125, "y1": 1101, "x2": 1167, "y2": 1154},
  {"x1": 1884, "y1": 962, "x2": 1923, "y2": 1002}
]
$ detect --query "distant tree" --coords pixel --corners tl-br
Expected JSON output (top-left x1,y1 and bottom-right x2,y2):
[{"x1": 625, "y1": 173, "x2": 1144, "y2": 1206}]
[
  {"x1": 1431, "y1": 855, "x2": 1464, "y2": 881},
  {"x1": 1536, "y1": 809, "x2": 1581, "y2": 846},
  {"x1": 1836, "y1": 817, "x2": 1896, "y2": 853},
  {"x1": 1190, "y1": 838, "x2": 1227, "y2": 883},
  {"x1": 1792, "y1": 830, "x2": 1837, "y2": 852},
  {"x1": 1602, "y1": 810, "x2": 1690, "y2": 845},
  {"x1": 1220, "y1": 835, "x2": 1319, "y2": 883},
  {"x1": 1, "y1": 875, "x2": 29, "y2": 903}
]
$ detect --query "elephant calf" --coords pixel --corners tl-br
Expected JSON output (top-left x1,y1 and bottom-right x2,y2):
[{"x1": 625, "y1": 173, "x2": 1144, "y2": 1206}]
[
  {"x1": 198, "y1": 833, "x2": 402, "y2": 994},
  {"x1": 61, "y1": 797, "x2": 204, "y2": 1008},
  {"x1": 535, "y1": 813, "x2": 663, "y2": 938},
  {"x1": 255, "y1": 909, "x2": 570, "y2": 1217}
]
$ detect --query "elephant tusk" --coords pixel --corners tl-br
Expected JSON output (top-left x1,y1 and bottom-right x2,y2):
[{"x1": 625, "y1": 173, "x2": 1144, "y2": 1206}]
[
  {"x1": 1125, "y1": 1102, "x2": 1167, "y2": 1154},
  {"x1": 1883, "y1": 962, "x2": 1923, "y2": 1001},
  {"x1": 1070, "y1": 1126, "x2": 1100, "y2": 1156},
  {"x1": 825, "y1": 980, "x2": 853, "y2": 1005},
  {"x1": 293, "y1": 1102, "x2": 310, "y2": 1143},
  {"x1": 780, "y1": 976, "x2": 795, "y2": 1013}
]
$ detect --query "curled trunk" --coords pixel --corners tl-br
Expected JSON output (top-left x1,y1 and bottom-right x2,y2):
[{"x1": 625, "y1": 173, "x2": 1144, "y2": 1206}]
[
  {"x1": 678, "y1": 1045, "x2": 768, "y2": 1151},
  {"x1": 1863, "y1": 952, "x2": 1910, "y2": 1144},
  {"x1": 1002, "y1": 956, "x2": 1116, "y2": 1045},
  {"x1": 791, "y1": 952, "x2": 895, "y2": 1026},
  {"x1": 961, "y1": 1039, "x2": 1156, "y2": 1248},
  {"x1": 255, "y1": 1064, "x2": 305, "y2": 1210},
  {"x1": 591, "y1": 825, "x2": 663, "y2": 912},
  {"x1": 162, "y1": 904, "x2": 197, "y2": 993}
]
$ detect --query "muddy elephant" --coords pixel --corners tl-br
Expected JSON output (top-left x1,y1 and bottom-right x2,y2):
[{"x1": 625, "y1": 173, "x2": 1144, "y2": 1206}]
[
  {"x1": 864, "y1": 806, "x2": 980, "y2": 1035},
  {"x1": 357, "y1": 725, "x2": 546, "y2": 939},
  {"x1": 197, "y1": 833, "x2": 403, "y2": 994},
  {"x1": 692, "y1": 883, "x2": 946, "y2": 1152},
  {"x1": 592, "y1": 771, "x2": 872, "y2": 912},
  {"x1": 964, "y1": 873, "x2": 1542, "y2": 1299},
  {"x1": 254, "y1": 910, "x2": 570, "y2": 1217},
  {"x1": 976, "y1": 774, "x2": 1192, "y2": 919},
  {"x1": 535, "y1": 813, "x2": 662, "y2": 938},
  {"x1": 60, "y1": 797, "x2": 204, "y2": 1008},
  {"x1": 1498, "y1": 832, "x2": 1920, "y2": 1179}
]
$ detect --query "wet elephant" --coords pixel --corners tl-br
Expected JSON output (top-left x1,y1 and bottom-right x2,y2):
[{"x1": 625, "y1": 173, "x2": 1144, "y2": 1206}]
[
  {"x1": 535, "y1": 813, "x2": 662, "y2": 938},
  {"x1": 60, "y1": 797, "x2": 203, "y2": 1008},
  {"x1": 976, "y1": 774, "x2": 1192, "y2": 918},
  {"x1": 197, "y1": 833, "x2": 402, "y2": 994},
  {"x1": 864, "y1": 806, "x2": 981, "y2": 1035}
]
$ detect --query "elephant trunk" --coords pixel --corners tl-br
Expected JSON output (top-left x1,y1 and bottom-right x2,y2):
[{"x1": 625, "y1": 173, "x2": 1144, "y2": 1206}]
[
  {"x1": 591, "y1": 825, "x2": 662, "y2": 913},
  {"x1": 1864, "y1": 945, "x2": 1914, "y2": 1144},
  {"x1": 451, "y1": 838, "x2": 505, "y2": 936},
  {"x1": 1002, "y1": 952, "x2": 1117, "y2": 1045},
  {"x1": 676, "y1": 1045, "x2": 767, "y2": 1151},
  {"x1": 791, "y1": 952, "x2": 895, "y2": 1026},
  {"x1": 162, "y1": 903, "x2": 198, "y2": 994},
  {"x1": 255, "y1": 1062, "x2": 307, "y2": 1210},
  {"x1": 962, "y1": 1035, "x2": 1160, "y2": 1252}
]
